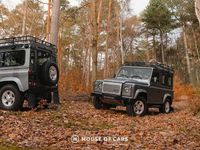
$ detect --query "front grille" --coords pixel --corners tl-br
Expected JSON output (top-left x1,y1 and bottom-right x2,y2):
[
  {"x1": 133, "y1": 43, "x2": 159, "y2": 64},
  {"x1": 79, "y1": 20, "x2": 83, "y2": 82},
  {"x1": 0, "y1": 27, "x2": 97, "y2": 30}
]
[{"x1": 102, "y1": 82, "x2": 122, "y2": 95}]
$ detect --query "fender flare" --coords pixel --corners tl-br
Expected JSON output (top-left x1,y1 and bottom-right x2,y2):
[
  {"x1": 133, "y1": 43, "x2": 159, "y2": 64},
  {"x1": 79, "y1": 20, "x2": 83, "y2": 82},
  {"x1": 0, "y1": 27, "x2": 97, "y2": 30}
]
[
  {"x1": 163, "y1": 93, "x2": 172, "y2": 103},
  {"x1": 134, "y1": 89, "x2": 147, "y2": 99}
]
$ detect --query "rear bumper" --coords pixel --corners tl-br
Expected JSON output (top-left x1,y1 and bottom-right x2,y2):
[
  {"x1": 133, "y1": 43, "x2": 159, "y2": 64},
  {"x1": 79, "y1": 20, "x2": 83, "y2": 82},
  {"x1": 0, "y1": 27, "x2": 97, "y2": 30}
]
[
  {"x1": 91, "y1": 92, "x2": 132, "y2": 106},
  {"x1": 29, "y1": 85, "x2": 58, "y2": 94}
]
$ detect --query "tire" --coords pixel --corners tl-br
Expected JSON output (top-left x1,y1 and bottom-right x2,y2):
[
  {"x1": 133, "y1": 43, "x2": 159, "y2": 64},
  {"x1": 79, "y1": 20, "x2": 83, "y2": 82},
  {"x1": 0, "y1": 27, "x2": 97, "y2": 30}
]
[
  {"x1": 93, "y1": 96, "x2": 102, "y2": 109},
  {"x1": 44, "y1": 92, "x2": 52, "y2": 103},
  {"x1": 43, "y1": 92, "x2": 51, "y2": 109},
  {"x1": 43, "y1": 104, "x2": 49, "y2": 109},
  {"x1": 126, "y1": 97, "x2": 147, "y2": 116},
  {"x1": 0, "y1": 85, "x2": 23, "y2": 111},
  {"x1": 40, "y1": 61, "x2": 59, "y2": 86},
  {"x1": 159, "y1": 99, "x2": 171, "y2": 113}
]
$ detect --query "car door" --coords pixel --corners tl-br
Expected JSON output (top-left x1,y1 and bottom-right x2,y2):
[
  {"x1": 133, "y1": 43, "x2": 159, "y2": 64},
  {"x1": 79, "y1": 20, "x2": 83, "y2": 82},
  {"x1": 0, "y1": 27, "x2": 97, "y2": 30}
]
[
  {"x1": 159, "y1": 72, "x2": 173, "y2": 103},
  {"x1": 148, "y1": 69, "x2": 163, "y2": 104}
]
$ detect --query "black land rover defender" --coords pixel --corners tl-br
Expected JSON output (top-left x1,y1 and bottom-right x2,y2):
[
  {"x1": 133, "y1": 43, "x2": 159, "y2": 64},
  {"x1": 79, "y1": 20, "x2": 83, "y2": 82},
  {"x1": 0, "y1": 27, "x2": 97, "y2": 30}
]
[
  {"x1": 0, "y1": 36, "x2": 60, "y2": 110},
  {"x1": 91, "y1": 62, "x2": 174, "y2": 116}
]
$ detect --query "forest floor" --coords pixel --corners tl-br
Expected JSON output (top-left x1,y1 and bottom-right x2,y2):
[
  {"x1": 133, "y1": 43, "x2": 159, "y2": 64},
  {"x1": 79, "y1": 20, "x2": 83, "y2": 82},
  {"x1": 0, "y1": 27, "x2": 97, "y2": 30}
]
[{"x1": 0, "y1": 99, "x2": 200, "y2": 150}]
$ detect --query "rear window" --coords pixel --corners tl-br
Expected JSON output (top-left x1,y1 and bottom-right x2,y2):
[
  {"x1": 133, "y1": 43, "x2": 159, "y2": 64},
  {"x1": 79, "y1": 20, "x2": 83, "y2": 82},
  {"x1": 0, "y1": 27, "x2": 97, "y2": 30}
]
[
  {"x1": 161, "y1": 74, "x2": 172, "y2": 87},
  {"x1": 0, "y1": 50, "x2": 25, "y2": 67},
  {"x1": 37, "y1": 50, "x2": 51, "y2": 65}
]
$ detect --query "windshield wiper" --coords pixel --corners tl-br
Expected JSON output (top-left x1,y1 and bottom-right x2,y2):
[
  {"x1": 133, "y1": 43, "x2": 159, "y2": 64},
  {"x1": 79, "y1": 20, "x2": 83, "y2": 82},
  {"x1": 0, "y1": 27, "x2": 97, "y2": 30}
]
[
  {"x1": 131, "y1": 75, "x2": 142, "y2": 79},
  {"x1": 118, "y1": 74, "x2": 129, "y2": 78}
]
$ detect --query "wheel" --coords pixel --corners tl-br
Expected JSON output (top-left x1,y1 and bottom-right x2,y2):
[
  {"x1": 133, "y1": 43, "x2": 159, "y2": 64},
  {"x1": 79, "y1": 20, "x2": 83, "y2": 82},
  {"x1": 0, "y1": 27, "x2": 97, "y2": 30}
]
[
  {"x1": 0, "y1": 85, "x2": 23, "y2": 111},
  {"x1": 93, "y1": 96, "x2": 102, "y2": 109},
  {"x1": 159, "y1": 99, "x2": 171, "y2": 113},
  {"x1": 40, "y1": 61, "x2": 59, "y2": 86},
  {"x1": 126, "y1": 97, "x2": 147, "y2": 116},
  {"x1": 43, "y1": 104, "x2": 49, "y2": 109},
  {"x1": 43, "y1": 92, "x2": 51, "y2": 109},
  {"x1": 44, "y1": 92, "x2": 52, "y2": 103}
]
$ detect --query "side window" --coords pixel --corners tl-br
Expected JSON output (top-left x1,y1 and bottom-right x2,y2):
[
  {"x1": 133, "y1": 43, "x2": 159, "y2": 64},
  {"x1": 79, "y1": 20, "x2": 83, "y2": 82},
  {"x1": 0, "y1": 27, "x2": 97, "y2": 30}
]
[
  {"x1": 162, "y1": 75, "x2": 166, "y2": 85},
  {"x1": 0, "y1": 50, "x2": 25, "y2": 67},
  {"x1": 0, "y1": 52, "x2": 4, "y2": 67},
  {"x1": 37, "y1": 51, "x2": 50, "y2": 65},
  {"x1": 168, "y1": 76, "x2": 172, "y2": 87},
  {"x1": 30, "y1": 51, "x2": 35, "y2": 66},
  {"x1": 161, "y1": 74, "x2": 172, "y2": 87},
  {"x1": 151, "y1": 71, "x2": 159, "y2": 84}
]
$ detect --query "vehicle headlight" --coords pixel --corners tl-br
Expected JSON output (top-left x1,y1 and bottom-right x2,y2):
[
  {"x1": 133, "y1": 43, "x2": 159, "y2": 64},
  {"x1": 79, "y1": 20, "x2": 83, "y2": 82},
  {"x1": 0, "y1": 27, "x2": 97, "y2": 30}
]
[
  {"x1": 122, "y1": 84, "x2": 133, "y2": 97},
  {"x1": 94, "y1": 81, "x2": 103, "y2": 92}
]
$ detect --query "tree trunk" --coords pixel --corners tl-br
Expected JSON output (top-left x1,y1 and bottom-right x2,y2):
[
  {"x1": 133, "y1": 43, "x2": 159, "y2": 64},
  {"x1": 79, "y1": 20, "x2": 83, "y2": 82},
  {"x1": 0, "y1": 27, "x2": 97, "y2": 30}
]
[
  {"x1": 104, "y1": 0, "x2": 112, "y2": 78},
  {"x1": 195, "y1": 0, "x2": 200, "y2": 26},
  {"x1": 120, "y1": 14, "x2": 124, "y2": 64},
  {"x1": 46, "y1": 0, "x2": 51, "y2": 42},
  {"x1": 183, "y1": 25, "x2": 192, "y2": 83},
  {"x1": 22, "y1": 0, "x2": 27, "y2": 35},
  {"x1": 91, "y1": 0, "x2": 98, "y2": 83},
  {"x1": 50, "y1": 0, "x2": 60, "y2": 46},
  {"x1": 192, "y1": 28, "x2": 200, "y2": 61},
  {"x1": 160, "y1": 30, "x2": 165, "y2": 64},
  {"x1": 115, "y1": 4, "x2": 121, "y2": 67},
  {"x1": 146, "y1": 30, "x2": 149, "y2": 61},
  {"x1": 58, "y1": 32, "x2": 62, "y2": 74},
  {"x1": 97, "y1": 0, "x2": 103, "y2": 75},
  {"x1": 152, "y1": 33, "x2": 156, "y2": 62},
  {"x1": 97, "y1": 0, "x2": 103, "y2": 33}
]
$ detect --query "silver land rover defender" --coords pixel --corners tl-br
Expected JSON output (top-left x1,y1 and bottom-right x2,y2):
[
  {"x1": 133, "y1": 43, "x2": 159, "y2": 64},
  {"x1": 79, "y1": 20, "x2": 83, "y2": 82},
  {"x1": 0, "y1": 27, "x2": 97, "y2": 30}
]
[
  {"x1": 0, "y1": 36, "x2": 60, "y2": 110},
  {"x1": 91, "y1": 62, "x2": 174, "y2": 116}
]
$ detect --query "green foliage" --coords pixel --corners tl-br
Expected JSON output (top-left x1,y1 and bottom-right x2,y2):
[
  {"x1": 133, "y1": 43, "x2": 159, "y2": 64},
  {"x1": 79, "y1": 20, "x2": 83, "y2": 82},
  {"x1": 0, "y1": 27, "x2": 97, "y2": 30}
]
[
  {"x1": 164, "y1": 0, "x2": 197, "y2": 24},
  {"x1": 142, "y1": 0, "x2": 174, "y2": 33}
]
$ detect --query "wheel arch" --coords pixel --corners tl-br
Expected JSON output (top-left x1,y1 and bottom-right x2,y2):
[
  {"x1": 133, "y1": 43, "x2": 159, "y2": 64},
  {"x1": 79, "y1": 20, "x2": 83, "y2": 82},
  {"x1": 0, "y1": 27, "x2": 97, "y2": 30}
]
[
  {"x1": 0, "y1": 78, "x2": 25, "y2": 92},
  {"x1": 163, "y1": 94, "x2": 172, "y2": 104},
  {"x1": 134, "y1": 89, "x2": 147, "y2": 100}
]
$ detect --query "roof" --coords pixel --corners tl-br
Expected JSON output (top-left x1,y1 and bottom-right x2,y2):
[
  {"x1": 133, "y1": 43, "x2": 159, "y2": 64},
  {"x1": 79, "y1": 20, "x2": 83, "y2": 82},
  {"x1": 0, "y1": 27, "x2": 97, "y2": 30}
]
[
  {"x1": 0, "y1": 36, "x2": 57, "y2": 53},
  {"x1": 124, "y1": 61, "x2": 174, "y2": 73}
]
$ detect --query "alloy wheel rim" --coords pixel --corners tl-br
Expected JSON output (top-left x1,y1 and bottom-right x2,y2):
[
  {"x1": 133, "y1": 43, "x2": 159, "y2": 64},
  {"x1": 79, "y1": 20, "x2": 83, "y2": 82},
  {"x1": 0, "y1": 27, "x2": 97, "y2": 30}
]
[
  {"x1": 2, "y1": 90, "x2": 15, "y2": 107},
  {"x1": 49, "y1": 66, "x2": 57, "y2": 81},
  {"x1": 133, "y1": 100, "x2": 144, "y2": 115},
  {"x1": 165, "y1": 101, "x2": 170, "y2": 113}
]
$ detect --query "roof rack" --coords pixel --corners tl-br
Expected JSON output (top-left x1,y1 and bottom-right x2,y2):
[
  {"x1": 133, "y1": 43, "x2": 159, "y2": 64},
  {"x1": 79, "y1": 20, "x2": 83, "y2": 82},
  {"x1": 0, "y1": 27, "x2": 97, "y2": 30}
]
[
  {"x1": 124, "y1": 61, "x2": 174, "y2": 73},
  {"x1": 0, "y1": 35, "x2": 57, "y2": 51}
]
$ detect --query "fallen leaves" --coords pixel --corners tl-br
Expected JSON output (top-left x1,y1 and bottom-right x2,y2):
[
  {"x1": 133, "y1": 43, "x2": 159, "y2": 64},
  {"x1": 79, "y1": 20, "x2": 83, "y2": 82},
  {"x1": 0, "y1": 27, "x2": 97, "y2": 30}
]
[{"x1": 0, "y1": 100, "x2": 199, "y2": 149}]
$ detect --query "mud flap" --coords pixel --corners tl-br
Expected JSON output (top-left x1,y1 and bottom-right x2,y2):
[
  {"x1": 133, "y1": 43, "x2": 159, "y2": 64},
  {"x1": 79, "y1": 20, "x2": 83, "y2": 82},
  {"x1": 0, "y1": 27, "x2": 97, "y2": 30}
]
[
  {"x1": 28, "y1": 93, "x2": 38, "y2": 108},
  {"x1": 52, "y1": 89, "x2": 60, "y2": 104}
]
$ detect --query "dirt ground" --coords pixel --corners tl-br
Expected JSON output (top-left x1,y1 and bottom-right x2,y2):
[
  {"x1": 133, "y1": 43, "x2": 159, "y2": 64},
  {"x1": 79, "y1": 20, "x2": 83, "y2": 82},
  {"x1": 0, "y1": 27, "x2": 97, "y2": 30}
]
[{"x1": 0, "y1": 99, "x2": 199, "y2": 150}]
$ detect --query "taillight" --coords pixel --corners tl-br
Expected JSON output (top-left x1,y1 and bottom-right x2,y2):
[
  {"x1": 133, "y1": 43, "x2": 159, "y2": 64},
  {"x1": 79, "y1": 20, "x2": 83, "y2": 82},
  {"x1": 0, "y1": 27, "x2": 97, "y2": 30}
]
[
  {"x1": 28, "y1": 69, "x2": 37, "y2": 87},
  {"x1": 28, "y1": 69, "x2": 33, "y2": 76}
]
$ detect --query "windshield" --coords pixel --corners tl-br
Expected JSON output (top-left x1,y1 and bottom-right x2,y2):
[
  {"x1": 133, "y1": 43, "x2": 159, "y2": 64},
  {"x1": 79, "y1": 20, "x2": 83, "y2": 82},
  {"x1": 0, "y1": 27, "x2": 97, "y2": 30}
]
[{"x1": 116, "y1": 66, "x2": 153, "y2": 80}]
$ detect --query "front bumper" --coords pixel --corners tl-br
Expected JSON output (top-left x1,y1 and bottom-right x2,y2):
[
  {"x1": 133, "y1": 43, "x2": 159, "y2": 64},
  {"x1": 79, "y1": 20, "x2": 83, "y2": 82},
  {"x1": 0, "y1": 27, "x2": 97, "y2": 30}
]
[{"x1": 91, "y1": 92, "x2": 132, "y2": 106}]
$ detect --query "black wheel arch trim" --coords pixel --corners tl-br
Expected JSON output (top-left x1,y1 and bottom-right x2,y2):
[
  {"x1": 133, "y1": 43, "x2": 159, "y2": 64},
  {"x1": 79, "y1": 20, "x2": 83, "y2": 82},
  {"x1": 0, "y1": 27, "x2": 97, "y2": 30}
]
[
  {"x1": 133, "y1": 89, "x2": 147, "y2": 99},
  {"x1": 163, "y1": 94, "x2": 172, "y2": 103}
]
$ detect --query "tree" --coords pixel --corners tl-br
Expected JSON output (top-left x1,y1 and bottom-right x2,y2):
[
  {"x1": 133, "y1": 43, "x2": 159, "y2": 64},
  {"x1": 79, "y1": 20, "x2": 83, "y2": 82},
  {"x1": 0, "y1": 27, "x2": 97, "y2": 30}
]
[
  {"x1": 195, "y1": 0, "x2": 200, "y2": 26},
  {"x1": 104, "y1": 0, "x2": 112, "y2": 78},
  {"x1": 142, "y1": 0, "x2": 174, "y2": 63},
  {"x1": 22, "y1": 0, "x2": 27, "y2": 35},
  {"x1": 91, "y1": 0, "x2": 98, "y2": 83},
  {"x1": 50, "y1": 0, "x2": 60, "y2": 46},
  {"x1": 0, "y1": 0, "x2": 44, "y2": 37}
]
